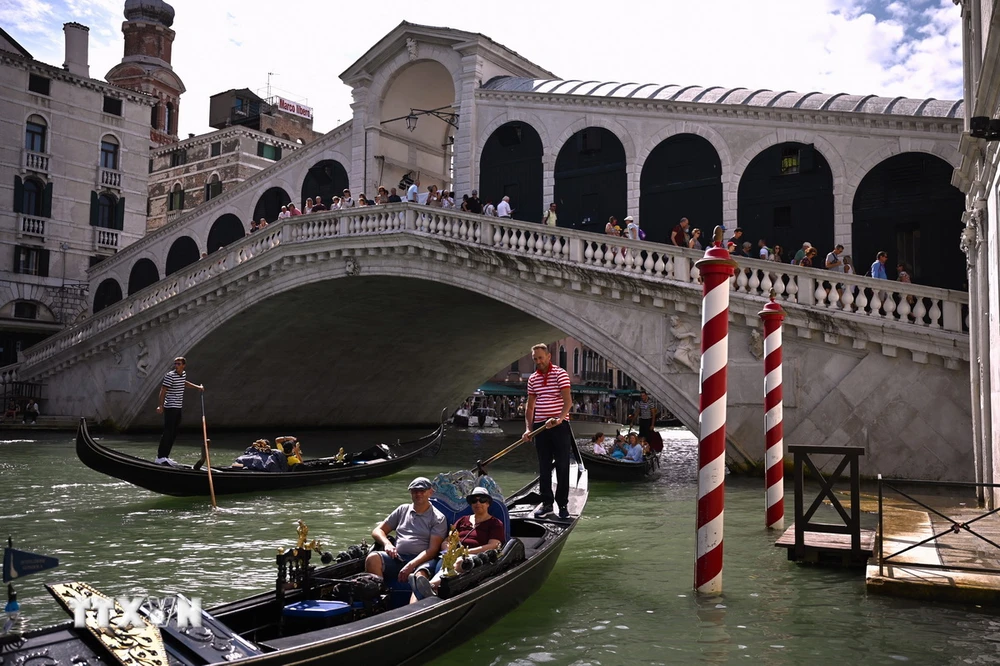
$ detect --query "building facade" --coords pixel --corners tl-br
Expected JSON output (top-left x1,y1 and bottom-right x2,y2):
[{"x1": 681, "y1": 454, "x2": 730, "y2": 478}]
[
  {"x1": 0, "y1": 24, "x2": 151, "y2": 365},
  {"x1": 208, "y1": 89, "x2": 323, "y2": 145},
  {"x1": 147, "y1": 127, "x2": 301, "y2": 232},
  {"x1": 954, "y1": 0, "x2": 1000, "y2": 502}
]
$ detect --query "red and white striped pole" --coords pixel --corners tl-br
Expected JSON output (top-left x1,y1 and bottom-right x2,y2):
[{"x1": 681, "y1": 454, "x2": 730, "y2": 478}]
[
  {"x1": 759, "y1": 291, "x2": 786, "y2": 531},
  {"x1": 694, "y1": 226, "x2": 738, "y2": 595}
]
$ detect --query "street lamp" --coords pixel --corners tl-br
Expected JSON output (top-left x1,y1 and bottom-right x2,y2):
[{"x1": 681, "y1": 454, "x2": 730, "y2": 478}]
[{"x1": 382, "y1": 106, "x2": 459, "y2": 133}]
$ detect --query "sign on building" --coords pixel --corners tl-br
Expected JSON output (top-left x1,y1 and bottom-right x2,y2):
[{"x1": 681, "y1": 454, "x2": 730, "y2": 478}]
[{"x1": 275, "y1": 97, "x2": 312, "y2": 120}]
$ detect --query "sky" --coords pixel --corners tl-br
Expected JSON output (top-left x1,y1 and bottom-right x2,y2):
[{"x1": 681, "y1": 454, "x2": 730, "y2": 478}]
[{"x1": 0, "y1": 0, "x2": 965, "y2": 138}]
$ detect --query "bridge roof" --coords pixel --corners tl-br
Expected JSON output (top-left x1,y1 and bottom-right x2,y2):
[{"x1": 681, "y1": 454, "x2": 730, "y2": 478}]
[{"x1": 480, "y1": 77, "x2": 964, "y2": 119}]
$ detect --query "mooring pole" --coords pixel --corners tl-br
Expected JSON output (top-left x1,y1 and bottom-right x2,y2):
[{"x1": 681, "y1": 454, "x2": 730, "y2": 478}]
[
  {"x1": 694, "y1": 226, "x2": 738, "y2": 595},
  {"x1": 759, "y1": 290, "x2": 786, "y2": 530}
]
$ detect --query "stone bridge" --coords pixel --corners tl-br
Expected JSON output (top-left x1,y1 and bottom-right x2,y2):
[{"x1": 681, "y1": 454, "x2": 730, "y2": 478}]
[{"x1": 2, "y1": 205, "x2": 972, "y2": 480}]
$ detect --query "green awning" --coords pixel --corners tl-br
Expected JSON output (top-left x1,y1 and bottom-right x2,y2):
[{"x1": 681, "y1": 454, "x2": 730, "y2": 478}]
[{"x1": 477, "y1": 382, "x2": 526, "y2": 396}]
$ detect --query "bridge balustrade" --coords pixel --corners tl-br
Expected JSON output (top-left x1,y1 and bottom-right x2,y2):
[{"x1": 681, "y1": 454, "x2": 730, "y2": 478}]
[{"x1": 4, "y1": 204, "x2": 969, "y2": 377}]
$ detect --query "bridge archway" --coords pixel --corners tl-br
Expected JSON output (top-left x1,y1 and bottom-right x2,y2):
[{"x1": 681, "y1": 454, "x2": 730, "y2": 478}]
[
  {"x1": 554, "y1": 127, "x2": 627, "y2": 233},
  {"x1": 93, "y1": 278, "x2": 123, "y2": 314},
  {"x1": 479, "y1": 121, "x2": 543, "y2": 222},
  {"x1": 208, "y1": 214, "x2": 245, "y2": 253},
  {"x1": 165, "y1": 236, "x2": 200, "y2": 276},
  {"x1": 252, "y1": 187, "x2": 291, "y2": 224},
  {"x1": 640, "y1": 134, "x2": 723, "y2": 244},
  {"x1": 301, "y1": 160, "x2": 350, "y2": 209},
  {"x1": 852, "y1": 152, "x2": 965, "y2": 290},
  {"x1": 127, "y1": 258, "x2": 159, "y2": 296},
  {"x1": 737, "y1": 142, "x2": 834, "y2": 257}
]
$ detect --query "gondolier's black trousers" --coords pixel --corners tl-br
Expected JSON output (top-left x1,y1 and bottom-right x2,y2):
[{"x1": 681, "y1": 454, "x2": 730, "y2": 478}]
[
  {"x1": 158, "y1": 408, "x2": 182, "y2": 459},
  {"x1": 533, "y1": 421, "x2": 572, "y2": 509},
  {"x1": 638, "y1": 418, "x2": 653, "y2": 439}
]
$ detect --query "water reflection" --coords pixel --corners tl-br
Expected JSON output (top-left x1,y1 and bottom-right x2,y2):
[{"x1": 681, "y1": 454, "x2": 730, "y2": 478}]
[{"x1": 2, "y1": 427, "x2": 1000, "y2": 665}]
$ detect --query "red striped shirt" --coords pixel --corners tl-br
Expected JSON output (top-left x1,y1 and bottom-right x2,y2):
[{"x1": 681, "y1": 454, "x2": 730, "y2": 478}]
[{"x1": 527, "y1": 364, "x2": 571, "y2": 421}]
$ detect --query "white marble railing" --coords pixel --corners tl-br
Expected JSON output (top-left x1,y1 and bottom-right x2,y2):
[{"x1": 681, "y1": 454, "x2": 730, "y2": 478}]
[
  {"x1": 93, "y1": 227, "x2": 120, "y2": 250},
  {"x1": 17, "y1": 205, "x2": 969, "y2": 370},
  {"x1": 99, "y1": 167, "x2": 122, "y2": 189},
  {"x1": 23, "y1": 149, "x2": 49, "y2": 173},
  {"x1": 18, "y1": 214, "x2": 45, "y2": 239}
]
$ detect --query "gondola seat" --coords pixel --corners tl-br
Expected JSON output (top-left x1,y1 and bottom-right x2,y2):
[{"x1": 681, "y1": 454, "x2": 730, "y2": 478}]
[{"x1": 283, "y1": 599, "x2": 352, "y2": 618}]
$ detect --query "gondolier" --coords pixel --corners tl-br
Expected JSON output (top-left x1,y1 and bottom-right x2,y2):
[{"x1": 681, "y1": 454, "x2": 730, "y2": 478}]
[
  {"x1": 155, "y1": 357, "x2": 204, "y2": 465},
  {"x1": 523, "y1": 343, "x2": 573, "y2": 519},
  {"x1": 632, "y1": 391, "x2": 658, "y2": 439}
]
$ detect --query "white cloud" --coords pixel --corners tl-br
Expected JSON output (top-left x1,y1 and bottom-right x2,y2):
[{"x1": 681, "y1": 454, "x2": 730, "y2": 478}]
[{"x1": 1, "y1": 0, "x2": 964, "y2": 138}]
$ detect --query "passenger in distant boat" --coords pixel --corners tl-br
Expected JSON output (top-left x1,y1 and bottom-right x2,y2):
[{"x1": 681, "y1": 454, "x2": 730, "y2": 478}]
[
  {"x1": 411, "y1": 486, "x2": 505, "y2": 599},
  {"x1": 276, "y1": 436, "x2": 302, "y2": 467},
  {"x1": 591, "y1": 432, "x2": 608, "y2": 456},
  {"x1": 230, "y1": 439, "x2": 289, "y2": 471},
  {"x1": 625, "y1": 435, "x2": 645, "y2": 463},
  {"x1": 366, "y1": 477, "x2": 447, "y2": 595}
]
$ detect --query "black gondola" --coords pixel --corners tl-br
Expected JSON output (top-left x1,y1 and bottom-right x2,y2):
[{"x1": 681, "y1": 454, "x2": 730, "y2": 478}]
[
  {"x1": 579, "y1": 449, "x2": 659, "y2": 481},
  {"x1": 75, "y1": 419, "x2": 443, "y2": 497},
  {"x1": 0, "y1": 466, "x2": 589, "y2": 666}
]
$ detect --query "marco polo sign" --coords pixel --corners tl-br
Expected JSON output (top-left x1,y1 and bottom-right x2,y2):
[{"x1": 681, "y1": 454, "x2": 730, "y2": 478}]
[{"x1": 275, "y1": 96, "x2": 313, "y2": 120}]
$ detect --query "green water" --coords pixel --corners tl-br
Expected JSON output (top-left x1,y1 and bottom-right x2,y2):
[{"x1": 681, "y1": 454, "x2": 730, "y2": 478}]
[{"x1": 1, "y1": 426, "x2": 998, "y2": 665}]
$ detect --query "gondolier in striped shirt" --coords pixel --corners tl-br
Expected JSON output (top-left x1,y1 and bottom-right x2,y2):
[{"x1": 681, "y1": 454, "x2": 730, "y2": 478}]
[
  {"x1": 155, "y1": 356, "x2": 204, "y2": 464},
  {"x1": 523, "y1": 343, "x2": 573, "y2": 520}
]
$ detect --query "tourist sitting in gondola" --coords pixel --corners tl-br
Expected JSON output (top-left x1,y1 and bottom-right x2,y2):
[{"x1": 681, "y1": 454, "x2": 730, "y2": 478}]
[
  {"x1": 276, "y1": 436, "x2": 303, "y2": 467},
  {"x1": 410, "y1": 485, "x2": 505, "y2": 599},
  {"x1": 591, "y1": 432, "x2": 608, "y2": 456},
  {"x1": 231, "y1": 439, "x2": 290, "y2": 471},
  {"x1": 624, "y1": 434, "x2": 645, "y2": 463},
  {"x1": 610, "y1": 435, "x2": 628, "y2": 459}
]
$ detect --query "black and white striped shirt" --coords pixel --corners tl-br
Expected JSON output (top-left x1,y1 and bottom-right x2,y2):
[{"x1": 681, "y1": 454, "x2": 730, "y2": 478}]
[{"x1": 161, "y1": 370, "x2": 186, "y2": 409}]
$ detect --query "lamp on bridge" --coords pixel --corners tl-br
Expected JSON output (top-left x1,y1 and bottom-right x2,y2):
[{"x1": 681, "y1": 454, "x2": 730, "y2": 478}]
[
  {"x1": 970, "y1": 116, "x2": 1000, "y2": 142},
  {"x1": 382, "y1": 106, "x2": 460, "y2": 132}
]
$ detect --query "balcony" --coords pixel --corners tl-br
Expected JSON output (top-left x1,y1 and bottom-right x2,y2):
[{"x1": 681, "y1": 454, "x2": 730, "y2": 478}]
[
  {"x1": 98, "y1": 167, "x2": 122, "y2": 190},
  {"x1": 17, "y1": 214, "x2": 45, "y2": 241},
  {"x1": 93, "y1": 227, "x2": 120, "y2": 251},
  {"x1": 23, "y1": 149, "x2": 50, "y2": 174}
]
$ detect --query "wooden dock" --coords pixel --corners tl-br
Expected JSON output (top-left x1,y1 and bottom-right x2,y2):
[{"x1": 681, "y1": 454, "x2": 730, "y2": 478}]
[{"x1": 776, "y1": 525, "x2": 876, "y2": 567}]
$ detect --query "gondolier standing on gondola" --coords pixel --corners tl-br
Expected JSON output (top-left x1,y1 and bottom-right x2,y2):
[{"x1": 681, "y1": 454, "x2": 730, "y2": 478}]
[
  {"x1": 154, "y1": 356, "x2": 204, "y2": 465},
  {"x1": 523, "y1": 343, "x2": 573, "y2": 520},
  {"x1": 632, "y1": 391, "x2": 658, "y2": 440}
]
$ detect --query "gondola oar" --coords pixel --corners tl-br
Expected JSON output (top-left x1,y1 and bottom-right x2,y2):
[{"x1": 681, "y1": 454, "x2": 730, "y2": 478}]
[
  {"x1": 200, "y1": 393, "x2": 217, "y2": 509},
  {"x1": 474, "y1": 422, "x2": 550, "y2": 474}
]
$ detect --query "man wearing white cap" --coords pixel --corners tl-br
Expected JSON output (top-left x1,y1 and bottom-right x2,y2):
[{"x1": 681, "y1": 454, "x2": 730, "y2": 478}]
[
  {"x1": 625, "y1": 216, "x2": 640, "y2": 240},
  {"x1": 365, "y1": 476, "x2": 447, "y2": 592}
]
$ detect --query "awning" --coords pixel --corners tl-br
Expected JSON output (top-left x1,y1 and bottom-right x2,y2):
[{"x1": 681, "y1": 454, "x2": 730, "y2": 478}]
[{"x1": 477, "y1": 382, "x2": 525, "y2": 396}]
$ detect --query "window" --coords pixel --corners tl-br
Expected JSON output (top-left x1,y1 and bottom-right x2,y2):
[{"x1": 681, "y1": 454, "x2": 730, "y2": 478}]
[
  {"x1": 573, "y1": 348, "x2": 579, "y2": 375},
  {"x1": 148, "y1": 158, "x2": 153, "y2": 173},
  {"x1": 164, "y1": 102, "x2": 174, "y2": 134},
  {"x1": 89, "y1": 256, "x2": 107, "y2": 268},
  {"x1": 168, "y1": 184, "x2": 184, "y2": 211},
  {"x1": 13, "y1": 302, "x2": 37, "y2": 320},
  {"x1": 234, "y1": 97, "x2": 246, "y2": 114},
  {"x1": 559, "y1": 346, "x2": 567, "y2": 370},
  {"x1": 97, "y1": 193, "x2": 117, "y2": 228},
  {"x1": 257, "y1": 142, "x2": 281, "y2": 160},
  {"x1": 780, "y1": 148, "x2": 800, "y2": 175},
  {"x1": 773, "y1": 206, "x2": 792, "y2": 228},
  {"x1": 210, "y1": 141, "x2": 221, "y2": 157},
  {"x1": 103, "y1": 96, "x2": 122, "y2": 116},
  {"x1": 25, "y1": 117, "x2": 46, "y2": 153},
  {"x1": 170, "y1": 150, "x2": 187, "y2": 167},
  {"x1": 205, "y1": 176, "x2": 222, "y2": 201},
  {"x1": 14, "y1": 246, "x2": 49, "y2": 276},
  {"x1": 151, "y1": 103, "x2": 160, "y2": 129},
  {"x1": 510, "y1": 361, "x2": 518, "y2": 372},
  {"x1": 100, "y1": 137, "x2": 119, "y2": 170},
  {"x1": 28, "y1": 74, "x2": 50, "y2": 96},
  {"x1": 21, "y1": 178, "x2": 42, "y2": 216}
]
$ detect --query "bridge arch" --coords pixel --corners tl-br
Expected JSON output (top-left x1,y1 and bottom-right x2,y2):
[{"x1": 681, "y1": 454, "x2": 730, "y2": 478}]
[
  {"x1": 207, "y1": 214, "x2": 245, "y2": 253},
  {"x1": 852, "y1": 152, "x2": 965, "y2": 289},
  {"x1": 301, "y1": 159, "x2": 350, "y2": 209},
  {"x1": 639, "y1": 133, "x2": 723, "y2": 244},
  {"x1": 252, "y1": 187, "x2": 291, "y2": 224},
  {"x1": 554, "y1": 127, "x2": 628, "y2": 233},
  {"x1": 737, "y1": 141, "x2": 836, "y2": 257},
  {"x1": 479, "y1": 121, "x2": 544, "y2": 222},
  {"x1": 165, "y1": 236, "x2": 200, "y2": 276},
  {"x1": 93, "y1": 278, "x2": 123, "y2": 314},
  {"x1": 127, "y1": 258, "x2": 159, "y2": 296}
]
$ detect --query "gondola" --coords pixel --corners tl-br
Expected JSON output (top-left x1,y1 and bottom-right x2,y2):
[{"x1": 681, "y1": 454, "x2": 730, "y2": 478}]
[
  {"x1": 75, "y1": 419, "x2": 444, "y2": 497},
  {"x1": 0, "y1": 463, "x2": 589, "y2": 666},
  {"x1": 579, "y1": 449, "x2": 659, "y2": 481}
]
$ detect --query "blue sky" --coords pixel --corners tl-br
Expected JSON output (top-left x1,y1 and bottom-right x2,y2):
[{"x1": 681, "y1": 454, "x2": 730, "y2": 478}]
[{"x1": 0, "y1": 0, "x2": 965, "y2": 137}]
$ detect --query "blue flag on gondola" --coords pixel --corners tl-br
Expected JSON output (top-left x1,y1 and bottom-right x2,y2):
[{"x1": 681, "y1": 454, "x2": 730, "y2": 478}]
[{"x1": 3, "y1": 544, "x2": 58, "y2": 583}]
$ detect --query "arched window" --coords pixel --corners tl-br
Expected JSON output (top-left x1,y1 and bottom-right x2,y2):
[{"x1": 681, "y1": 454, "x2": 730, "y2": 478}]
[
  {"x1": 559, "y1": 346, "x2": 567, "y2": 370},
  {"x1": 21, "y1": 178, "x2": 43, "y2": 216},
  {"x1": 205, "y1": 174, "x2": 222, "y2": 201},
  {"x1": 96, "y1": 193, "x2": 117, "y2": 228},
  {"x1": 25, "y1": 115, "x2": 46, "y2": 153},
  {"x1": 150, "y1": 103, "x2": 160, "y2": 130},
  {"x1": 168, "y1": 183, "x2": 184, "y2": 212},
  {"x1": 164, "y1": 102, "x2": 174, "y2": 134},
  {"x1": 573, "y1": 348, "x2": 580, "y2": 376},
  {"x1": 100, "y1": 135, "x2": 119, "y2": 170}
]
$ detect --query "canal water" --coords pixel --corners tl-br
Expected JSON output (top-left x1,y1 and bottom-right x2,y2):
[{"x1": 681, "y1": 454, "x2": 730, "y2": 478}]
[{"x1": 1, "y1": 425, "x2": 999, "y2": 665}]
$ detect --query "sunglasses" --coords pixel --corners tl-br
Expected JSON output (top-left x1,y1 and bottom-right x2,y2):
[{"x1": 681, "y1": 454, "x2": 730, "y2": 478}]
[
  {"x1": 468, "y1": 496, "x2": 490, "y2": 505},
  {"x1": 173, "y1": 362, "x2": 184, "y2": 366}
]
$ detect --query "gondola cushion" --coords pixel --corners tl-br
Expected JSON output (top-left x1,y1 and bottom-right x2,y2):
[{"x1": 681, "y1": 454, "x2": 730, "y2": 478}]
[{"x1": 283, "y1": 600, "x2": 352, "y2": 618}]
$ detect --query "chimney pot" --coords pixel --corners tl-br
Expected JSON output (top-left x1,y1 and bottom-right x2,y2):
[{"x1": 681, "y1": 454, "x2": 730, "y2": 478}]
[{"x1": 63, "y1": 22, "x2": 90, "y2": 78}]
